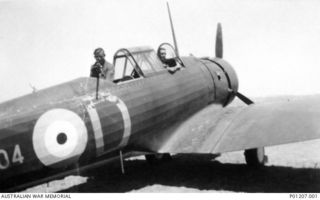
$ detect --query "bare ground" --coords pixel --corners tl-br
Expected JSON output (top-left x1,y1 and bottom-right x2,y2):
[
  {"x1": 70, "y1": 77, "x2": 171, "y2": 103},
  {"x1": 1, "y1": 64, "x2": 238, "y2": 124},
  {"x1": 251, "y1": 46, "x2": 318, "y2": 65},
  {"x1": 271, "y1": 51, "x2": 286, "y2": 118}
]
[{"x1": 51, "y1": 139, "x2": 319, "y2": 193}]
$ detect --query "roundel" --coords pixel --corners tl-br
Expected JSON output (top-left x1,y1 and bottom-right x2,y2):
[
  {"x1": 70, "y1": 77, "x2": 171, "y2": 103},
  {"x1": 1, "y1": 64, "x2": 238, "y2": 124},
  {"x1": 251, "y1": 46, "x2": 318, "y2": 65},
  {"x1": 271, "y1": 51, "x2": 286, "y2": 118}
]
[{"x1": 32, "y1": 109, "x2": 88, "y2": 166}]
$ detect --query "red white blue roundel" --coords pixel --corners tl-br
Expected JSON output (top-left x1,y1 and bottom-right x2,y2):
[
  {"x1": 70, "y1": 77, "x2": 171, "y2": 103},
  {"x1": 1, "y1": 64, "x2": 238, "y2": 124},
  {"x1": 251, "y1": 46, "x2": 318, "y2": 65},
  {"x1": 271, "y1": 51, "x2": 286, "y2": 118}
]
[{"x1": 32, "y1": 109, "x2": 88, "y2": 166}]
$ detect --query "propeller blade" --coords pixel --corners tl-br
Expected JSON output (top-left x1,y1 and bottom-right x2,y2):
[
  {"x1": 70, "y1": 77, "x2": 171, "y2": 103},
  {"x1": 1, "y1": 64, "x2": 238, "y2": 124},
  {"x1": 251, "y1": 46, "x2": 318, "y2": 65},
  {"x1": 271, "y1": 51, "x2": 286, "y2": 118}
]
[
  {"x1": 235, "y1": 91, "x2": 254, "y2": 105},
  {"x1": 228, "y1": 89, "x2": 254, "y2": 105},
  {"x1": 215, "y1": 23, "x2": 223, "y2": 58}
]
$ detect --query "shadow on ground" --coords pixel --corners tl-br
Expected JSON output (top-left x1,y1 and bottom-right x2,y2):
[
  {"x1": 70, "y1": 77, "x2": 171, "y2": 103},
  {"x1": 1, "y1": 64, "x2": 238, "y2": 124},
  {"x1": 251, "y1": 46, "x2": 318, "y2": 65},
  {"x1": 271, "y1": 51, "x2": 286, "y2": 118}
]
[{"x1": 63, "y1": 154, "x2": 320, "y2": 193}]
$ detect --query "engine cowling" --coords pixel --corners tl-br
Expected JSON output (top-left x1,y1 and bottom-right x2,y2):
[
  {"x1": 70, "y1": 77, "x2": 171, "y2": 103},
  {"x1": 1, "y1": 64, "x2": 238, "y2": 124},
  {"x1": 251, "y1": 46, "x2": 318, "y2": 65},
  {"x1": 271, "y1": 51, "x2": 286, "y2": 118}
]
[{"x1": 200, "y1": 58, "x2": 239, "y2": 106}]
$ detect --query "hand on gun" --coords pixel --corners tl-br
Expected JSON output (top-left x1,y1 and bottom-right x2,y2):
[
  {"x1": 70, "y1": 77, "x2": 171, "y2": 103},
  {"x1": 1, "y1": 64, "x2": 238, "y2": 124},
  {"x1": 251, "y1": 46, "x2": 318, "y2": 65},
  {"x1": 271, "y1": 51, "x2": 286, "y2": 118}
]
[{"x1": 93, "y1": 63, "x2": 103, "y2": 76}]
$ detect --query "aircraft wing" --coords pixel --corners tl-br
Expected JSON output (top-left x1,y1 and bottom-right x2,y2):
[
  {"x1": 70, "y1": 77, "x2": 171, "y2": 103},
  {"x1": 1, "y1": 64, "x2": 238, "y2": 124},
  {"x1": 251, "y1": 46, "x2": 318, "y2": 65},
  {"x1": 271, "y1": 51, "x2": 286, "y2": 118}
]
[{"x1": 159, "y1": 95, "x2": 320, "y2": 154}]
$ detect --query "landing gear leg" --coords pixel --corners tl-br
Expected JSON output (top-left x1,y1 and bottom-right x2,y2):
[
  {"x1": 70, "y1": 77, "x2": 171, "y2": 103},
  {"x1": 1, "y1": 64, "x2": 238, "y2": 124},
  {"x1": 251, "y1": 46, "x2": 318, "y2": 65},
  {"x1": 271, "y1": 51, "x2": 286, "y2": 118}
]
[{"x1": 244, "y1": 147, "x2": 267, "y2": 168}]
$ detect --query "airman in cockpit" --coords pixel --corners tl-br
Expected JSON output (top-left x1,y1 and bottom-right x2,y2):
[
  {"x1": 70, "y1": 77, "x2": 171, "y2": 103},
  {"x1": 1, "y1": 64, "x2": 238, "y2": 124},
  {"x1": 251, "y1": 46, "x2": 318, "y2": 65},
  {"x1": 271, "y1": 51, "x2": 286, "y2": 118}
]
[{"x1": 159, "y1": 47, "x2": 177, "y2": 69}]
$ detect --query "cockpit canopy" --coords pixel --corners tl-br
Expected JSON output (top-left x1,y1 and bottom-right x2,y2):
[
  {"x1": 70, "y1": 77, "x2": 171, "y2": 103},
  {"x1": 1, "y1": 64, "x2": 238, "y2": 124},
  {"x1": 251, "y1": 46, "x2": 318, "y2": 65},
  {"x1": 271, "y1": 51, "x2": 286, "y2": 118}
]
[
  {"x1": 113, "y1": 45, "x2": 184, "y2": 84},
  {"x1": 113, "y1": 46, "x2": 165, "y2": 83}
]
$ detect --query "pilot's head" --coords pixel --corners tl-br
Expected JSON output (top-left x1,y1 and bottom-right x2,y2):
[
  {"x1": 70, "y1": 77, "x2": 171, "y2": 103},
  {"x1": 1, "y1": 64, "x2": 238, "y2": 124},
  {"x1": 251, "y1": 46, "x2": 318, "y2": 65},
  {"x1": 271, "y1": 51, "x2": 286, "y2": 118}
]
[
  {"x1": 94, "y1": 48, "x2": 105, "y2": 64},
  {"x1": 159, "y1": 48, "x2": 167, "y2": 61}
]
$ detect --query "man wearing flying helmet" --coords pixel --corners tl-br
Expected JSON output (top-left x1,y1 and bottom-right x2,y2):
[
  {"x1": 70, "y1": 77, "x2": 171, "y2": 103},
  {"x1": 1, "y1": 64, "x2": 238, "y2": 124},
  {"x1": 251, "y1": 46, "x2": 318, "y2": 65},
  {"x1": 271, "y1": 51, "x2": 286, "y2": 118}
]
[{"x1": 90, "y1": 48, "x2": 115, "y2": 81}]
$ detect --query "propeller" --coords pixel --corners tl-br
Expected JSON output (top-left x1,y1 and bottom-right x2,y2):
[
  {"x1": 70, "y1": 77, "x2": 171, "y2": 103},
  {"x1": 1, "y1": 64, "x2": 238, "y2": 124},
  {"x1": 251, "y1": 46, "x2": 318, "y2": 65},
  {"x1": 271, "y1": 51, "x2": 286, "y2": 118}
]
[
  {"x1": 215, "y1": 23, "x2": 223, "y2": 58},
  {"x1": 215, "y1": 23, "x2": 253, "y2": 105},
  {"x1": 228, "y1": 89, "x2": 254, "y2": 105}
]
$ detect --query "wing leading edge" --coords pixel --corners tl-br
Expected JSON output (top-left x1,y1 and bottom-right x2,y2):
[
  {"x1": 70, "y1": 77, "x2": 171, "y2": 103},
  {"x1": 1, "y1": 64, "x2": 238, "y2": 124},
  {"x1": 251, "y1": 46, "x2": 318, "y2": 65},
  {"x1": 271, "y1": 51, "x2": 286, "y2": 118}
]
[{"x1": 159, "y1": 95, "x2": 320, "y2": 154}]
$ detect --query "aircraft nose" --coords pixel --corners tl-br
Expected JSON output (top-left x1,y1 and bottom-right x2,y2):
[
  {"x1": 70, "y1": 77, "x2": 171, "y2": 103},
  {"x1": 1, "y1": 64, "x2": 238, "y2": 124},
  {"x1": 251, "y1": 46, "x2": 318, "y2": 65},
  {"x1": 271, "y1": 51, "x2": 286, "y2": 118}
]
[{"x1": 213, "y1": 58, "x2": 239, "y2": 106}]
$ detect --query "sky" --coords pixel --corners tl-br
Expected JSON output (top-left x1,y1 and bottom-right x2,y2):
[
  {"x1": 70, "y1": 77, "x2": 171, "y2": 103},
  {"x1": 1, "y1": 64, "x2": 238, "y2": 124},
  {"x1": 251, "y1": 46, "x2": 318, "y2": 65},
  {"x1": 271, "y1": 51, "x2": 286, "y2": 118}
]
[{"x1": 1, "y1": 0, "x2": 320, "y2": 102}]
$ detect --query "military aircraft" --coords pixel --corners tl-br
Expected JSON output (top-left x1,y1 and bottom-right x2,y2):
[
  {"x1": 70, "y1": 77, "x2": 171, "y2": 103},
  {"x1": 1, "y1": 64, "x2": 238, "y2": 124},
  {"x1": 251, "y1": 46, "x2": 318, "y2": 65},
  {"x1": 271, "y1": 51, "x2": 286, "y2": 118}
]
[{"x1": 1, "y1": 3, "x2": 320, "y2": 192}]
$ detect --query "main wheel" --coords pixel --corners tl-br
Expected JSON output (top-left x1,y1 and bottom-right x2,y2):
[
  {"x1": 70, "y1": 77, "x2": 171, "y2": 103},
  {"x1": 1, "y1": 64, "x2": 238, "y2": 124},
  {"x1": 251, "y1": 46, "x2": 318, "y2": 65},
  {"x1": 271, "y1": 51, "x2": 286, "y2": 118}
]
[
  {"x1": 244, "y1": 147, "x2": 267, "y2": 168},
  {"x1": 145, "y1": 153, "x2": 172, "y2": 165}
]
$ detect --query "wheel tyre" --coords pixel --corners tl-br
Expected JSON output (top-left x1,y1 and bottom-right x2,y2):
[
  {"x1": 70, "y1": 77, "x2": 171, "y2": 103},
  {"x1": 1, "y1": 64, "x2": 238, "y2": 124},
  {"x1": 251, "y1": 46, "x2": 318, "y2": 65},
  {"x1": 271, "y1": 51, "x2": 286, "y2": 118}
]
[
  {"x1": 244, "y1": 147, "x2": 266, "y2": 168},
  {"x1": 145, "y1": 154, "x2": 157, "y2": 165},
  {"x1": 161, "y1": 153, "x2": 173, "y2": 161}
]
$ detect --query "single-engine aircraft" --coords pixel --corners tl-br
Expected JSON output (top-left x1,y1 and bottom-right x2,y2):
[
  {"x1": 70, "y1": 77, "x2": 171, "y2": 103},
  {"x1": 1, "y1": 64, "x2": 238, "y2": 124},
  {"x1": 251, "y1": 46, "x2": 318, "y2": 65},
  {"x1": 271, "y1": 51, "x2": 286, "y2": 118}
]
[{"x1": 1, "y1": 3, "x2": 320, "y2": 192}]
